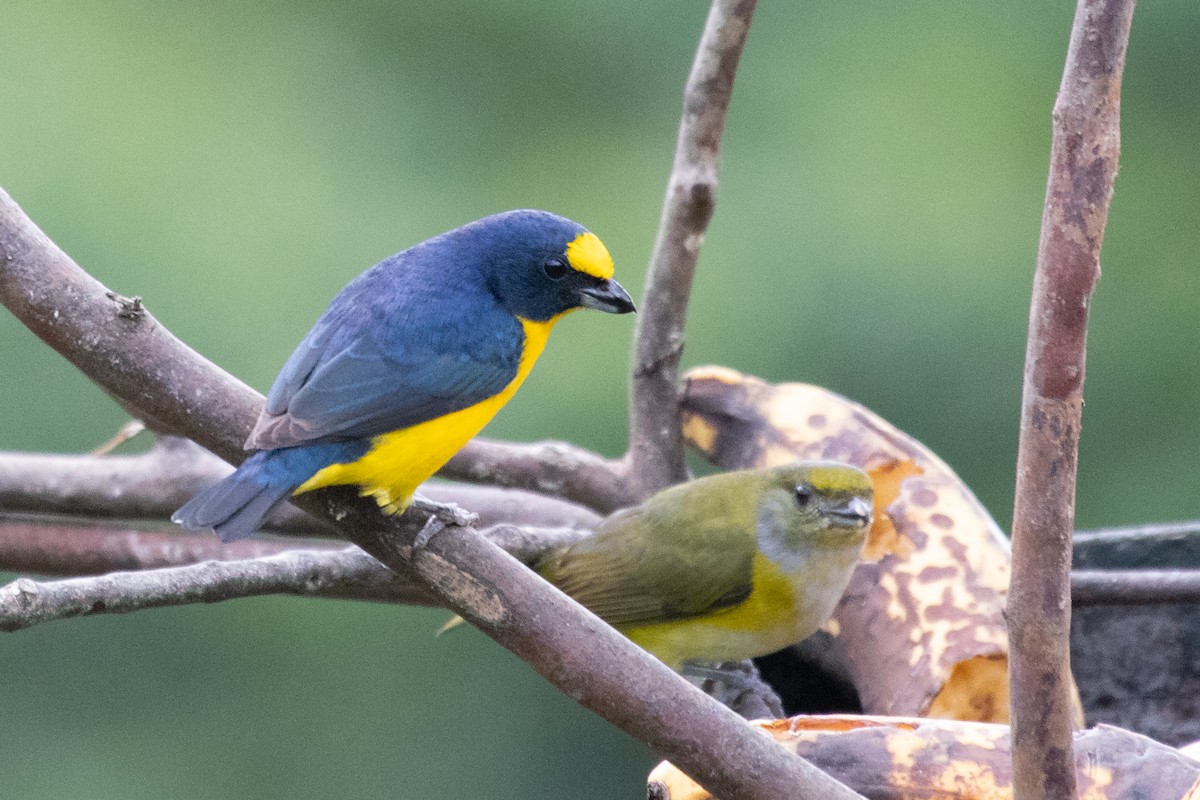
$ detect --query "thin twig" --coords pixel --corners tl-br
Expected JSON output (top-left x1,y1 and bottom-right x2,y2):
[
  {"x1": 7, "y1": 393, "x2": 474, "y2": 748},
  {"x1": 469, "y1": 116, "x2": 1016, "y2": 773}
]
[
  {"x1": 1008, "y1": 2, "x2": 1136, "y2": 800},
  {"x1": 0, "y1": 183, "x2": 862, "y2": 799},
  {"x1": 627, "y1": 0, "x2": 757, "y2": 496}
]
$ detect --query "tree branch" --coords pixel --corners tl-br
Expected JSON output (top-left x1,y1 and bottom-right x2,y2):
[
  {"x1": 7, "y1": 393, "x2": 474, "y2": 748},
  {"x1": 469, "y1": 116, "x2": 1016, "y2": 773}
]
[
  {"x1": 0, "y1": 441, "x2": 603, "y2": 535},
  {"x1": 0, "y1": 515, "x2": 339, "y2": 575},
  {"x1": 0, "y1": 436, "x2": 306, "y2": 524},
  {"x1": 0, "y1": 522, "x2": 591, "y2": 627},
  {"x1": 0, "y1": 514, "x2": 585, "y2": 580},
  {"x1": 442, "y1": 438, "x2": 635, "y2": 514},
  {"x1": 0, "y1": 546, "x2": 410, "y2": 631},
  {"x1": 1008, "y1": 2, "x2": 1136, "y2": 799},
  {"x1": 626, "y1": 0, "x2": 757, "y2": 496},
  {"x1": 0, "y1": 183, "x2": 861, "y2": 799}
]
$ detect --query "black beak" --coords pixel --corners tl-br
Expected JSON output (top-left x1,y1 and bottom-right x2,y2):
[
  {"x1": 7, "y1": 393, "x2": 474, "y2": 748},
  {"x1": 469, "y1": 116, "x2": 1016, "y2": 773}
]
[
  {"x1": 578, "y1": 279, "x2": 636, "y2": 314},
  {"x1": 828, "y1": 496, "x2": 873, "y2": 527}
]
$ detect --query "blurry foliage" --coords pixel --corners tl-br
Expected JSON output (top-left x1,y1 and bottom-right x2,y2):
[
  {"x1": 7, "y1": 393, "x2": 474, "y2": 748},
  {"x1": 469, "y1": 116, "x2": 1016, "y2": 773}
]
[{"x1": 1, "y1": 1, "x2": 1197, "y2": 797}]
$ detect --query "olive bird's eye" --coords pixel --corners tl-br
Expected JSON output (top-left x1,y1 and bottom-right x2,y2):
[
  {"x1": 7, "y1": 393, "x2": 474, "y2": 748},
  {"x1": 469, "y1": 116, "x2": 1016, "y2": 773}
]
[
  {"x1": 793, "y1": 485, "x2": 813, "y2": 507},
  {"x1": 543, "y1": 257, "x2": 569, "y2": 280}
]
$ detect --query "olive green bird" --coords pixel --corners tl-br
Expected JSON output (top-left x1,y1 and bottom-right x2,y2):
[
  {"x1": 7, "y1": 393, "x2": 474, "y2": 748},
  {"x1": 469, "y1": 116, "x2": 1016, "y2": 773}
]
[{"x1": 533, "y1": 461, "x2": 873, "y2": 670}]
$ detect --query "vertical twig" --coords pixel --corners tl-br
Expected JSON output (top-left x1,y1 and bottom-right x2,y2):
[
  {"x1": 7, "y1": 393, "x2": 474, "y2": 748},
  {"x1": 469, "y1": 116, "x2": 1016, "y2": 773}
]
[
  {"x1": 627, "y1": 0, "x2": 757, "y2": 496},
  {"x1": 1008, "y1": 2, "x2": 1136, "y2": 799}
]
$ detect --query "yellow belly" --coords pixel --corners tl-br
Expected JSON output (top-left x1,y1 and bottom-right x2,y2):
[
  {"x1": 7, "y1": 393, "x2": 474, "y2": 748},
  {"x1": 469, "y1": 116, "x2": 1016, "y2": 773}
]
[
  {"x1": 292, "y1": 315, "x2": 563, "y2": 512},
  {"x1": 618, "y1": 554, "x2": 807, "y2": 670}
]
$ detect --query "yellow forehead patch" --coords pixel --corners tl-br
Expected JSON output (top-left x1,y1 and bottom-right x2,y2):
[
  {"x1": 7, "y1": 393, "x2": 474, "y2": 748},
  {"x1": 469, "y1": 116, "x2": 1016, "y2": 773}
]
[
  {"x1": 806, "y1": 464, "x2": 873, "y2": 497},
  {"x1": 565, "y1": 231, "x2": 614, "y2": 280}
]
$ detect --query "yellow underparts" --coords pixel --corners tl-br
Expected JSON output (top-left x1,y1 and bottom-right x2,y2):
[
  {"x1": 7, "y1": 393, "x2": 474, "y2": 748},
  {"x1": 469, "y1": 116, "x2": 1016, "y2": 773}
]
[
  {"x1": 565, "y1": 231, "x2": 614, "y2": 280},
  {"x1": 293, "y1": 315, "x2": 565, "y2": 512},
  {"x1": 619, "y1": 554, "x2": 804, "y2": 670}
]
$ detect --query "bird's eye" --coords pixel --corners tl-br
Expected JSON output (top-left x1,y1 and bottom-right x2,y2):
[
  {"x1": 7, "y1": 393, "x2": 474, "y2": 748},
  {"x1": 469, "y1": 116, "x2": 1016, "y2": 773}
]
[
  {"x1": 793, "y1": 485, "x2": 813, "y2": 507},
  {"x1": 543, "y1": 257, "x2": 570, "y2": 280}
]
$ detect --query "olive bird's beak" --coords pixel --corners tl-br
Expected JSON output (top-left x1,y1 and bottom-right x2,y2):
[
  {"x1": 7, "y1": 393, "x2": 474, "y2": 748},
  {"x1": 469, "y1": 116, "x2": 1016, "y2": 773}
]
[
  {"x1": 579, "y1": 279, "x2": 636, "y2": 314},
  {"x1": 829, "y1": 496, "x2": 873, "y2": 527}
]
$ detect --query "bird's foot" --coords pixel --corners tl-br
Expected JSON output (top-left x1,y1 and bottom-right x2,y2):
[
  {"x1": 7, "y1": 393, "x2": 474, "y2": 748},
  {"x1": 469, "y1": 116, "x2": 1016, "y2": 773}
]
[
  {"x1": 409, "y1": 494, "x2": 477, "y2": 527},
  {"x1": 681, "y1": 660, "x2": 784, "y2": 720},
  {"x1": 409, "y1": 495, "x2": 478, "y2": 551},
  {"x1": 681, "y1": 661, "x2": 756, "y2": 691}
]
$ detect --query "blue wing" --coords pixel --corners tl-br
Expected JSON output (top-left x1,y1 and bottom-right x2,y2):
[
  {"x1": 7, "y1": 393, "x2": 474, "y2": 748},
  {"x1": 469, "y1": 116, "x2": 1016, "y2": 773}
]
[{"x1": 245, "y1": 271, "x2": 522, "y2": 450}]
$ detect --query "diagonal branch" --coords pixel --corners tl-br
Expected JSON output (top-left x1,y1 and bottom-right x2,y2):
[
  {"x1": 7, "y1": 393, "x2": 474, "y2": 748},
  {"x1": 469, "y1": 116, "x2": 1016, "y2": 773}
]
[
  {"x1": 0, "y1": 184, "x2": 862, "y2": 799},
  {"x1": 626, "y1": 0, "x2": 757, "y2": 496},
  {"x1": 1008, "y1": 2, "x2": 1136, "y2": 799}
]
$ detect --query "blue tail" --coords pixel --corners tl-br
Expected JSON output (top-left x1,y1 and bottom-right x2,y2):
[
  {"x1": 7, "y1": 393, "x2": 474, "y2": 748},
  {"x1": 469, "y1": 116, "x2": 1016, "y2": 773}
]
[{"x1": 172, "y1": 441, "x2": 370, "y2": 541}]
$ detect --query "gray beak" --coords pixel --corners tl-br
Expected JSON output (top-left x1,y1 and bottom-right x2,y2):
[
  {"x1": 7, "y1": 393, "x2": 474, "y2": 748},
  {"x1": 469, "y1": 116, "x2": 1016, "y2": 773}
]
[
  {"x1": 829, "y1": 496, "x2": 873, "y2": 527},
  {"x1": 579, "y1": 279, "x2": 636, "y2": 314}
]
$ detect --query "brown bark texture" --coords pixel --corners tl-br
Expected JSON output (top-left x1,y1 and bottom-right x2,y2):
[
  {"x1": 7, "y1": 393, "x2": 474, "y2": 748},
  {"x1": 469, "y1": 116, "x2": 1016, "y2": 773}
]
[
  {"x1": 1008, "y1": 1, "x2": 1135, "y2": 798},
  {"x1": 649, "y1": 715, "x2": 1200, "y2": 800},
  {"x1": 680, "y1": 366, "x2": 1083, "y2": 726}
]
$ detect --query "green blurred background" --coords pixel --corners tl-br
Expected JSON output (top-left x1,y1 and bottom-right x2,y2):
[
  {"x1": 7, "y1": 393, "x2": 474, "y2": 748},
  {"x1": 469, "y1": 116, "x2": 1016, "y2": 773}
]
[{"x1": 2, "y1": 1, "x2": 1198, "y2": 797}]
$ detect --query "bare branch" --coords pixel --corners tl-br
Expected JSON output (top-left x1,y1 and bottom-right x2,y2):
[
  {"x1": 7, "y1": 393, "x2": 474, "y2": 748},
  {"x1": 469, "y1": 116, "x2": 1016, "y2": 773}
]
[
  {"x1": 1008, "y1": 2, "x2": 1136, "y2": 799},
  {"x1": 0, "y1": 437, "x2": 231, "y2": 520},
  {"x1": 627, "y1": 0, "x2": 757, "y2": 496},
  {"x1": 0, "y1": 513, "x2": 590, "y2": 577},
  {"x1": 0, "y1": 185, "x2": 863, "y2": 798},
  {"x1": 0, "y1": 546, "x2": 406, "y2": 631},
  {"x1": 0, "y1": 519, "x2": 595, "y2": 626},
  {"x1": 0, "y1": 515, "x2": 338, "y2": 575},
  {"x1": 0, "y1": 442, "x2": 603, "y2": 535},
  {"x1": 443, "y1": 438, "x2": 635, "y2": 514},
  {"x1": 424, "y1": 483, "x2": 603, "y2": 532}
]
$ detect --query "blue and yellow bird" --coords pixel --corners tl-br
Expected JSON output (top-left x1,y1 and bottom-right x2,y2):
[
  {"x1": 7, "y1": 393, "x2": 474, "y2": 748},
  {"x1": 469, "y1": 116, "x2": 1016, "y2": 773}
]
[{"x1": 173, "y1": 210, "x2": 634, "y2": 541}]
